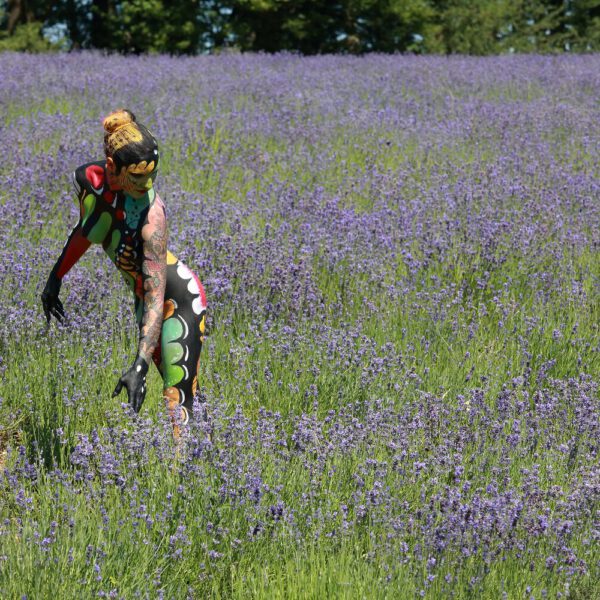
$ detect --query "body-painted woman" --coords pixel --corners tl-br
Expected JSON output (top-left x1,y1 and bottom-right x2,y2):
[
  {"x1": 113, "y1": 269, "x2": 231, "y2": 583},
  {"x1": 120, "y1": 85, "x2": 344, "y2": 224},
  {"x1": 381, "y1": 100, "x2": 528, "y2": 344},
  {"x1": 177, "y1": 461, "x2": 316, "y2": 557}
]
[{"x1": 42, "y1": 109, "x2": 207, "y2": 436}]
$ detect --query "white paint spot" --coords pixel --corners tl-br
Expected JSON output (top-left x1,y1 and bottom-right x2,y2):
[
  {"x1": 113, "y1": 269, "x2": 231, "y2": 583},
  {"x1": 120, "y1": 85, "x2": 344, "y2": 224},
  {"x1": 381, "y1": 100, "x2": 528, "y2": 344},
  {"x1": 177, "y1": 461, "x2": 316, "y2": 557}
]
[
  {"x1": 192, "y1": 297, "x2": 203, "y2": 315},
  {"x1": 176, "y1": 263, "x2": 192, "y2": 280},
  {"x1": 180, "y1": 406, "x2": 189, "y2": 425},
  {"x1": 187, "y1": 277, "x2": 200, "y2": 296},
  {"x1": 180, "y1": 316, "x2": 189, "y2": 340}
]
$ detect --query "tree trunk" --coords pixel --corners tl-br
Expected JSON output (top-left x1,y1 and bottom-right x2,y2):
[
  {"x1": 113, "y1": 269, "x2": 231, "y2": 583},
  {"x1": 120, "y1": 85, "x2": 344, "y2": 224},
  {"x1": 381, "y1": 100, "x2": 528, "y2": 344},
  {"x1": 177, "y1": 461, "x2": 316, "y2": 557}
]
[{"x1": 7, "y1": 0, "x2": 27, "y2": 34}]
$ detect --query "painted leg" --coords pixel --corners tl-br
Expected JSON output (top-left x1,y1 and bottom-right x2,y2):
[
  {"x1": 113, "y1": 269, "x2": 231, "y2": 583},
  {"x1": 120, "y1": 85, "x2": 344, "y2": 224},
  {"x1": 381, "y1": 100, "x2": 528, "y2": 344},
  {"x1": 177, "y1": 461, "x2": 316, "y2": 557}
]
[
  {"x1": 161, "y1": 258, "x2": 206, "y2": 439},
  {"x1": 163, "y1": 386, "x2": 189, "y2": 440}
]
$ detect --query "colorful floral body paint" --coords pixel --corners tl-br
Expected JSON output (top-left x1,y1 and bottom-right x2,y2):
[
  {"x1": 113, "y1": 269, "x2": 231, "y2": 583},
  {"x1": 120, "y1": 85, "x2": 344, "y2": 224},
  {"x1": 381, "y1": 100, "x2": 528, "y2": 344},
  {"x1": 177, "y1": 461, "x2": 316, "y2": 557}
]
[{"x1": 51, "y1": 161, "x2": 206, "y2": 421}]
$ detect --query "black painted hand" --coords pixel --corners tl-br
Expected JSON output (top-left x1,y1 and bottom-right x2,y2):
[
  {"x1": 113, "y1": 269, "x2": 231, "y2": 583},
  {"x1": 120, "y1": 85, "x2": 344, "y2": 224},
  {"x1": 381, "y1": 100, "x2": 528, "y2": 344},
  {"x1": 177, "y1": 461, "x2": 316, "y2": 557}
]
[
  {"x1": 112, "y1": 357, "x2": 149, "y2": 413},
  {"x1": 41, "y1": 272, "x2": 65, "y2": 323}
]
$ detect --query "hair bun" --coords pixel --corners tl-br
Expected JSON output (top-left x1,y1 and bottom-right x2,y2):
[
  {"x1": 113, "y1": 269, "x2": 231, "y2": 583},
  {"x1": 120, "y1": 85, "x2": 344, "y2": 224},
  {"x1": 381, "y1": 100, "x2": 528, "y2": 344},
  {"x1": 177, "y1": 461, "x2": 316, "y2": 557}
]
[{"x1": 103, "y1": 109, "x2": 137, "y2": 134}]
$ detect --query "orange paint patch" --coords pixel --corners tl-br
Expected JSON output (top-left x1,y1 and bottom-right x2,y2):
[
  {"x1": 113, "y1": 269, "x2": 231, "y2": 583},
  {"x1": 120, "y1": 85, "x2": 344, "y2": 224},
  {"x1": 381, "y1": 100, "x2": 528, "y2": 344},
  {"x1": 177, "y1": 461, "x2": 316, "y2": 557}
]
[
  {"x1": 163, "y1": 299, "x2": 176, "y2": 320},
  {"x1": 163, "y1": 386, "x2": 182, "y2": 439}
]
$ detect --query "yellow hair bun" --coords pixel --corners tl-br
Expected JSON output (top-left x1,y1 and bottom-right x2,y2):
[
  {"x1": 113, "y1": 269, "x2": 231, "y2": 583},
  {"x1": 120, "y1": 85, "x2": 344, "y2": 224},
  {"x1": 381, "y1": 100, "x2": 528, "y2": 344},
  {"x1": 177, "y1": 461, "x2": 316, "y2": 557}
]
[{"x1": 103, "y1": 109, "x2": 136, "y2": 134}]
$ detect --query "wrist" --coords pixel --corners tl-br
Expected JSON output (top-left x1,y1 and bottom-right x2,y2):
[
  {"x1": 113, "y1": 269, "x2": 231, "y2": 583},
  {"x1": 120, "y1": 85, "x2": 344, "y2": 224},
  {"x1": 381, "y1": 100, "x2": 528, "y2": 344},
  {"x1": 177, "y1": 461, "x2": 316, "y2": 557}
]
[
  {"x1": 44, "y1": 270, "x2": 62, "y2": 294},
  {"x1": 49, "y1": 263, "x2": 63, "y2": 280},
  {"x1": 132, "y1": 355, "x2": 149, "y2": 376}
]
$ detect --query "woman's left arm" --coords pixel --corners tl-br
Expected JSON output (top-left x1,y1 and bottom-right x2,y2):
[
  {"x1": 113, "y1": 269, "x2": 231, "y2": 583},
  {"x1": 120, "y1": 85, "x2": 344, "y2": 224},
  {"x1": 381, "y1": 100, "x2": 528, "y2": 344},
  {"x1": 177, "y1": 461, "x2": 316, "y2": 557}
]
[
  {"x1": 138, "y1": 198, "x2": 167, "y2": 364},
  {"x1": 113, "y1": 197, "x2": 167, "y2": 412}
]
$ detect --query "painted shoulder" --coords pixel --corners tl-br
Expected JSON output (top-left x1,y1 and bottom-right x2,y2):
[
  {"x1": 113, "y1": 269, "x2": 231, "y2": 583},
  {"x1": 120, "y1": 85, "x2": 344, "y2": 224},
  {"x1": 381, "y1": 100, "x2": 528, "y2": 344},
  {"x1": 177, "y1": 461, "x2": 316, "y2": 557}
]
[
  {"x1": 73, "y1": 161, "x2": 108, "y2": 197},
  {"x1": 72, "y1": 161, "x2": 118, "y2": 244}
]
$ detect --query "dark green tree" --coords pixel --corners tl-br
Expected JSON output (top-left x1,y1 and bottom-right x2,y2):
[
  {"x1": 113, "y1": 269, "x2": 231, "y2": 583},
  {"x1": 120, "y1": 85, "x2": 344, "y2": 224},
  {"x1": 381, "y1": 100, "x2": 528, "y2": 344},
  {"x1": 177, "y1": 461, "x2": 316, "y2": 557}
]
[
  {"x1": 227, "y1": 0, "x2": 437, "y2": 54},
  {"x1": 40, "y1": 0, "x2": 210, "y2": 53},
  {"x1": 1, "y1": 0, "x2": 598, "y2": 54},
  {"x1": 4, "y1": 0, "x2": 46, "y2": 34},
  {"x1": 104, "y1": 0, "x2": 204, "y2": 54},
  {"x1": 0, "y1": 0, "x2": 57, "y2": 50},
  {"x1": 564, "y1": 0, "x2": 600, "y2": 50},
  {"x1": 89, "y1": 0, "x2": 115, "y2": 49},
  {"x1": 515, "y1": 0, "x2": 571, "y2": 52},
  {"x1": 429, "y1": 0, "x2": 521, "y2": 54}
]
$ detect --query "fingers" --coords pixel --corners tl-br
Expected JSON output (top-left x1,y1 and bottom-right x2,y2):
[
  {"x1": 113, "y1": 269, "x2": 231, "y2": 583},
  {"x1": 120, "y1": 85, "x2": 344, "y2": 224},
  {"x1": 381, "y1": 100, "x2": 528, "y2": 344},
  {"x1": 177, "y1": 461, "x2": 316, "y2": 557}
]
[
  {"x1": 127, "y1": 385, "x2": 136, "y2": 410},
  {"x1": 132, "y1": 385, "x2": 146, "y2": 413},
  {"x1": 55, "y1": 298, "x2": 65, "y2": 319},
  {"x1": 43, "y1": 301, "x2": 51, "y2": 323},
  {"x1": 125, "y1": 380, "x2": 139, "y2": 412},
  {"x1": 112, "y1": 380, "x2": 124, "y2": 398},
  {"x1": 42, "y1": 296, "x2": 66, "y2": 323},
  {"x1": 50, "y1": 306, "x2": 64, "y2": 323},
  {"x1": 133, "y1": 379, "x2": 147, "y2": 413},
  {"x1": 113, "y1": 370, "x2": 146, "y2": 414},
  {"x1": 41, "y1": 294, "x2": 51, "y2": 323},
  {"x1": 132, "y1": 392, "x2": 142, "y2": 413}
]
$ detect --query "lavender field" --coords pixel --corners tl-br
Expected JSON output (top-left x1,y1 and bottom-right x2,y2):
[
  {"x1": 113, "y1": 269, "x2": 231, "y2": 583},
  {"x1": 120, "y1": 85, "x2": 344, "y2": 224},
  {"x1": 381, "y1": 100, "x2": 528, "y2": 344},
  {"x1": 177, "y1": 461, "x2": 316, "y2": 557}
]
[{"x1": 0, "y1": 52, "x2": 599, "y2": 598}]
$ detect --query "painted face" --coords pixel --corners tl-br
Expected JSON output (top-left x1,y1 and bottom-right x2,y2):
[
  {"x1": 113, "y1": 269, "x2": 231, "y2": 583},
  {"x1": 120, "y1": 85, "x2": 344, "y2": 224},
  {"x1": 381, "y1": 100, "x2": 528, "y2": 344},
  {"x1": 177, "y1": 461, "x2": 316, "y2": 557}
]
[{"x1": 115, "y1": 161, "x2": 158, "y2": 199}]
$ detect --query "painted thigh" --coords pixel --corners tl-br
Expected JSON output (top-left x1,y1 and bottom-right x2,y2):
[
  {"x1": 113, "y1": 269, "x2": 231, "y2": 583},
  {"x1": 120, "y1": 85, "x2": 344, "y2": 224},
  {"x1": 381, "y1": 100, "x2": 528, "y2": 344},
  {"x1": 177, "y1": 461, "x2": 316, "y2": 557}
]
[{"x1": 152, "y1": 258, "x2": 207, "y2": 423}]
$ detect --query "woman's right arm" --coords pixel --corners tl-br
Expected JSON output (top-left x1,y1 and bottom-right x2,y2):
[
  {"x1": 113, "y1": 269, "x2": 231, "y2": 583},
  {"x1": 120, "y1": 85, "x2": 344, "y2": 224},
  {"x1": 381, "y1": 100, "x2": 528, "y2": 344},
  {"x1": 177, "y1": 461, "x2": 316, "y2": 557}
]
[
  {"x1": 42, "y1": 227, "x2": 92, "y2": 322},
  {"x1": 41, "y1": 177, "x2": 92, "y2": 323}
]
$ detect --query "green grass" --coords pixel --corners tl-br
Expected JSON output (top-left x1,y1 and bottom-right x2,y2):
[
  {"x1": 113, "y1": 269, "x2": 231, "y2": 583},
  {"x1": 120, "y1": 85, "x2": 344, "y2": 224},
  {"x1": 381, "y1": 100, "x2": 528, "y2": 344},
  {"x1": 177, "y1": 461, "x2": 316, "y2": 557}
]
[{"x1": 1, "y1": 56, "x2": 599, "y2": 598}]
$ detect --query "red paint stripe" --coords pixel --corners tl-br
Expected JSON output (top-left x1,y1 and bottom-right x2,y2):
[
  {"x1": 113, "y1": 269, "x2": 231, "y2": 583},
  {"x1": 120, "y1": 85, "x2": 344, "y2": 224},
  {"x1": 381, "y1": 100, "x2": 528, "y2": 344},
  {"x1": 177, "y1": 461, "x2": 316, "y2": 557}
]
[
  {"x1": 192, "y1": 271, "x2": 207, "y2": 308},
  {"x1": 56, "y1": 229, "x2": 91, "y2": 279}
]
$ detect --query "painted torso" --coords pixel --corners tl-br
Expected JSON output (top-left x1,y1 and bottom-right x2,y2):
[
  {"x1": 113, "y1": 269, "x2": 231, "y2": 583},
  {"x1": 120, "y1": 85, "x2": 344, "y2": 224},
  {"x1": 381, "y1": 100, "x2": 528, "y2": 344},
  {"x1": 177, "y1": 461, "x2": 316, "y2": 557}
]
[
  {"x1": 74, "y1": 161, "x2": 175, "y2": 297},
  {"x1": 64, "y1": 161, "x2": 207, "y2": 414}
]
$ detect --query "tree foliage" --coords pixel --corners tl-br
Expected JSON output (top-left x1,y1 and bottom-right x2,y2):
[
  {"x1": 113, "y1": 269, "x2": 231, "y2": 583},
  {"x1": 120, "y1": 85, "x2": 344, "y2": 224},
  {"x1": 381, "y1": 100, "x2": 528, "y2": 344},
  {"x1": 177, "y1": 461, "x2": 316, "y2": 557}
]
[
  {"x1": 0, "y1": 20, "x2": 57, "y2": 51},
  {"x1": 0, "y1": 0, "x2": 598, "y2": 53}
]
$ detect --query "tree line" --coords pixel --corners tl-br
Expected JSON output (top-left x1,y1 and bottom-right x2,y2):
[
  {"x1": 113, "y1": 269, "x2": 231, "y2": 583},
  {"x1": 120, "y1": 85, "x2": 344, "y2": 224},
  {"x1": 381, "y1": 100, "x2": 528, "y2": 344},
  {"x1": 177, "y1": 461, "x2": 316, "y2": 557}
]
[{"x1": 1, "y1": 0, "x2": 599, "y2": 54}]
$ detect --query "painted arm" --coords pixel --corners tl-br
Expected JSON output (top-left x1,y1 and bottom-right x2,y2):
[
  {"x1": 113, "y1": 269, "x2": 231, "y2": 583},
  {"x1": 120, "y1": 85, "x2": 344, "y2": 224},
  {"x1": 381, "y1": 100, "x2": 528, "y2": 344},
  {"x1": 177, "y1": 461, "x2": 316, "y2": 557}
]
[
  {"x1": 113, "y1": 198, "x2": 167, "y2": 412},
  {"x1": 138, "y1": 197, "x2": 167, "y2": 363},
  {"x1": 42, "y1": 188, "x2": 92, "y2": 323}
]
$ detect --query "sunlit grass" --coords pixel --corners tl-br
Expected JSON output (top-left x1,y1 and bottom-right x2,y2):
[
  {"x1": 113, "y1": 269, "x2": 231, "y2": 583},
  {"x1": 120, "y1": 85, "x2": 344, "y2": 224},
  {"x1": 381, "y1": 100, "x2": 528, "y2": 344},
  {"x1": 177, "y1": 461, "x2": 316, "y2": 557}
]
[{"x1": 0, "y1": 53, "x2": 598, "y2": 598}]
